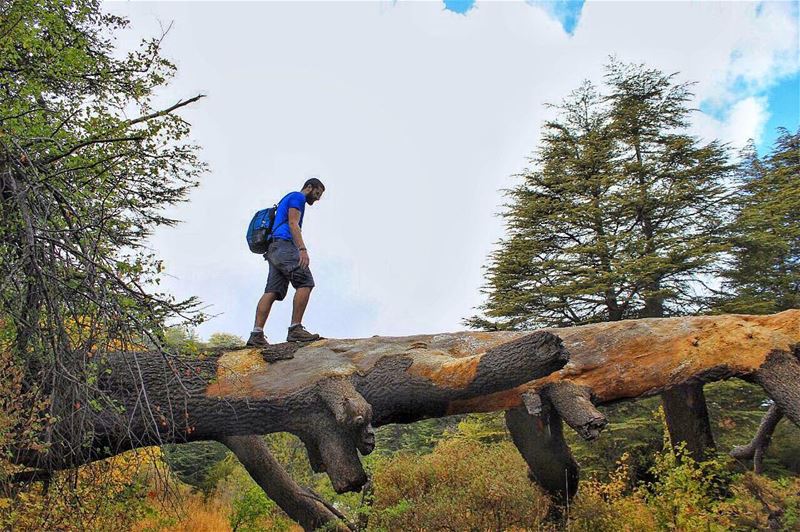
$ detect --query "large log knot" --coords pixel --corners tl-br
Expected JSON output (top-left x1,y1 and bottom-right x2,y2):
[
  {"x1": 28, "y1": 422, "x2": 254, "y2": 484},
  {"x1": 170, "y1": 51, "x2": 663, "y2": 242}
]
[{"x1": 297, "y1": 377, "x2": 375, "y2": 493}]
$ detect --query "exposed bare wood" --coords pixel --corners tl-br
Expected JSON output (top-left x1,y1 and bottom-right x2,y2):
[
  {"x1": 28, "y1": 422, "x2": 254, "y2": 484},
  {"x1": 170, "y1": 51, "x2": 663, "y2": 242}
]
[{"x1": 447, "y1": 310, "x2": 800, "y2": 414}]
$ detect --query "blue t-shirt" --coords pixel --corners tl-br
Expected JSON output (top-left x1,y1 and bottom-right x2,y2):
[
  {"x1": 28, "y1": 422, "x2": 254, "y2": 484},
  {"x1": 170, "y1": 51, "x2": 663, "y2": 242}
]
[{"x1": 271, "y1": 191, "x2": 305, "y2": 241}]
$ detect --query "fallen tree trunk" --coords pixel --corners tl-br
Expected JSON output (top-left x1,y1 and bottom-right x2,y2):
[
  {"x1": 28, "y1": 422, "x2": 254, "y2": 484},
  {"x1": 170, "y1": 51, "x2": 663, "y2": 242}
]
[
  {"x1": 448, "y1": 311, "x2": 800, "y2": 414},
  {"x1": 13, "y1": 311, "x2": 800, "y2": 530},
  {"x1": 447, "y1": 310, "x2": 800, "y2": 502},
  {"x1": 15, "y1": 329, "x2": 568, "y2": 494}
]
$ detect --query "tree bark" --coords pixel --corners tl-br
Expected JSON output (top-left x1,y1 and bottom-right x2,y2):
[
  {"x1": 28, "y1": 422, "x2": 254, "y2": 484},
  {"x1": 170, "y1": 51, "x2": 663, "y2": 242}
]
[
  {"x1": 661, "y1": 383, "x2": 716, "y2": 458},
  {"x1": 750, "y1": 346, "x2": 800, "y2": 425},
  {"x1": 13, "y1": 311, "x2": 800, "y2": 530}
]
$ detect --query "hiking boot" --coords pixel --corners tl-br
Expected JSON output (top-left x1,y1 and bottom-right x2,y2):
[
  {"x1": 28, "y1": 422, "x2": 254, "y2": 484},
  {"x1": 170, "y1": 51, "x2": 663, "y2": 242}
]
[
  {"x1": 286, "y1": 324, "x2": 320, "y2": 343},
  {"x1": 245, "y1": 331, "x2": 269, "y2": 347}
]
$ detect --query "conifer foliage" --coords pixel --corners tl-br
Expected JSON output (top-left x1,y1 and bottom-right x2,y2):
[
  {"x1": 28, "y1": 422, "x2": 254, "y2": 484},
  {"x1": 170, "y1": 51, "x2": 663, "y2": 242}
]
[
  {"x1": 716, "y1": 129, "x2": 800, "y2": 314},
  {"x1": 467, "y1": 62, "x2": 733, "y2": 330}
]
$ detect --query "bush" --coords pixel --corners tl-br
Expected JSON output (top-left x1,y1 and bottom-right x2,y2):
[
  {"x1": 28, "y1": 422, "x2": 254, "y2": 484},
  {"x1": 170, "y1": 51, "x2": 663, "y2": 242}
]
[
  {"x1": 1, "y1": 448, "x2": 158, "y2": 531},
  {"x1": 368, "y1": 438, "x2": 550, "y2": 531},
  {"x1": 162, "y1": 441, "x2": 231, "y2": 496},
  {"x1": 568, "y1": 454, "x2": 656, "y2": 532},
  {"x1": 216, "y1": 466, "x2": 293, "y2": 532},
  {"x1": 641, "y1": 442, "x2": 735, "y2": 531}
]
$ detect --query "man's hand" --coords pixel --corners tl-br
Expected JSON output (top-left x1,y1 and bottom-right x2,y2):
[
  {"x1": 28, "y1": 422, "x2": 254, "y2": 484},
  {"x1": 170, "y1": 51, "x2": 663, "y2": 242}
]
[{"x1": 299, "y1": 249, "x2": 310, "y2": 269}]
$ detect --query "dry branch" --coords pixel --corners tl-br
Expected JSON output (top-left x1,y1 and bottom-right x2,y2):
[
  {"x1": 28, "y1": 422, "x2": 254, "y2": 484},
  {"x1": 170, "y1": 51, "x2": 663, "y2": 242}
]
[{"x1": 730, "y1": 404, "x2": 783, "y2": 474}]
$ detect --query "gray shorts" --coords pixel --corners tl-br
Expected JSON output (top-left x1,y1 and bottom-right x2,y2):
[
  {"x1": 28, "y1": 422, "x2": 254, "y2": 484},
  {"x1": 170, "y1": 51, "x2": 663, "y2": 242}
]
[{"x1": 264, "y1": 239, "x2": 315, "y2": 301}]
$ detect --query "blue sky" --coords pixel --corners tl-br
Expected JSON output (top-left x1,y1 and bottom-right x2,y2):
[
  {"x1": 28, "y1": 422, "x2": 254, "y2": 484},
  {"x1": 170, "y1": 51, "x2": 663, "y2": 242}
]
[
  {"x1": 760, "y1": 73, "x2": 800, "y2": 154},
  {"x1": 107, "y1": 1, "x2": 799, "y2": 341}
]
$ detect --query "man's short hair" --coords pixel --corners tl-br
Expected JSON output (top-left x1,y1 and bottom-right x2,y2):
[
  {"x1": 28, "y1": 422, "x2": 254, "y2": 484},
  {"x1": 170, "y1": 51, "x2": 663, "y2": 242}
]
[{"x1": 303, "y1": 178, "x2": 325, "y2": 191}]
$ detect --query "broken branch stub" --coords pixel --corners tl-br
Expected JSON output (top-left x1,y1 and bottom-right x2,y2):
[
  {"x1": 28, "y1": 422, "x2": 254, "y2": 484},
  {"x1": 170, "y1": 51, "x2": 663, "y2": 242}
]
[{"x1": 544, "y1": 382, "x2": 607, "y2": 441}]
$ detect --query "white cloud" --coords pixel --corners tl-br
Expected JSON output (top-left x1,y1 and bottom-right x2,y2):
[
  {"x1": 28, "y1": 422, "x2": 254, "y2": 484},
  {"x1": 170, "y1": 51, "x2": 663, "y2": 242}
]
[
  {"x1": 694, "y1": 96, "x2": 769, "y2": 152},
  {"x1": 724, "y1": 2, "x2": 799, "y2": 91},
  {"x1": 103, "y1": 1, "x2": 798, "y2": 340}
]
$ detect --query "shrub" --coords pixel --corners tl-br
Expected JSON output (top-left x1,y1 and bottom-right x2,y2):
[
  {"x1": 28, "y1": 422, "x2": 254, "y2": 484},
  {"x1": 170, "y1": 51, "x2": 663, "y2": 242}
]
[
  {"x1": 568, "y1": 453, "x2": 657, "y2": 532},
  {"x1": 640, "y1": 442, "x2": 735, "y2": 531},
  {"x1": 1, "y1": 448, "x2": 159, "y2": 531},
  {"x1": 368, "y1": 438, "x2": 550, "y2": 531}
]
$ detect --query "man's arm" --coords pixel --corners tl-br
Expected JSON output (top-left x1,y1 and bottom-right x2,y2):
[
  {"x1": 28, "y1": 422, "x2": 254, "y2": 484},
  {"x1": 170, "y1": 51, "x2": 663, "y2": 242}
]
[{"x1": 288, "y1": 208, "x2": 309, "y2": 268}]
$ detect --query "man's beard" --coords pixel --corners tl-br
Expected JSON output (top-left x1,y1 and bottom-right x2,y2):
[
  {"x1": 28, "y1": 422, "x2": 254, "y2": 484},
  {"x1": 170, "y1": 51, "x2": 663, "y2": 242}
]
[{"x1": 306, "y1": 197, "x2": 316, "y2": 205}]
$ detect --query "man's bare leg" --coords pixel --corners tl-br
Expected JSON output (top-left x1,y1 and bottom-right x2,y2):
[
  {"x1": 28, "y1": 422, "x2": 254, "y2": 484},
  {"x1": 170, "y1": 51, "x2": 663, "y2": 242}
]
[
  {"x1": 286, "y1": 287, "x2": 319, "y2": 342},
  {"x1": 254, "y1": 292, "x2": 278, "y2": 329},
  {"x1": 290, "y1": 287, "x2": 312, "y2": 326}
]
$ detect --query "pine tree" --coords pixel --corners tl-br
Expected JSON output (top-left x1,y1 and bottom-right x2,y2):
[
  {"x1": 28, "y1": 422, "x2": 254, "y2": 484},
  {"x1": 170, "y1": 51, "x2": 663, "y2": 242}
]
[
  {"x1": 604, "y1": 61, "x2": 732, "y2": 319},
  {"x1": 716, "y1": 128, "x2": 800, "y2": 313},
  {"x1": 465, "y1": 82, "x2": 629, "y2": 329},
  {"x1": 468, "y1": 63, "x2": 732, "y2": 330}
]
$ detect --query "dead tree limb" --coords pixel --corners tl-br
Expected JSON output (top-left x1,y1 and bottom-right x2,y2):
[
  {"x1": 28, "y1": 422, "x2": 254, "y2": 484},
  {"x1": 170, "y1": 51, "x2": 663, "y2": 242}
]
[
  {"x1": 221, "y1": 435, "x2": 350, "y2": 531},
  {"x1": 544, "y1": 382, "x2": 607, "y2": 441},
  {"x1": 730, "y1": 404, "x2": 783, "y2": 474},
  {"x1": 506, "y1": 401, "x2": 579, "y2": 508}
]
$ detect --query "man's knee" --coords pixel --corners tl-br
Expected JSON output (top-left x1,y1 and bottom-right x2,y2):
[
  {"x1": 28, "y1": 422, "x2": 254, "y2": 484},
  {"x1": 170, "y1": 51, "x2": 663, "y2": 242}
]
[{"x1": 260, "y1": 292, "x2": 279, "y2": 304}]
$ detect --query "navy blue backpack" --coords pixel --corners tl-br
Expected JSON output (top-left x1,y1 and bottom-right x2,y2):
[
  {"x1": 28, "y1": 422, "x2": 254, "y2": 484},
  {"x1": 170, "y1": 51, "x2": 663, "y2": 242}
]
[{"x1": 246, "y1": 195, "x2": 289, "y2": 254}]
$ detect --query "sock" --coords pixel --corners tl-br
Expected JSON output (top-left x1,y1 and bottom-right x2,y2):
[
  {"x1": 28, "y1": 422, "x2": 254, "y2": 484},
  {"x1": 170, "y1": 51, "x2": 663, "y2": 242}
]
[
  {"x1": 252, "y1": 327, "x2": 263, "y2": 333},
  {"x1": 289, "y1": 322, "x2": 300, "y2": 328}
]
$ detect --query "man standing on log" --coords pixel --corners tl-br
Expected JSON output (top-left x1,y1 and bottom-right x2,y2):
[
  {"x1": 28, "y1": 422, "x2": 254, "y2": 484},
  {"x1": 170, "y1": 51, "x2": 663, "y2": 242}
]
[{"x1": 246, "y1": 178, "x2": 325, "y2": 346}]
